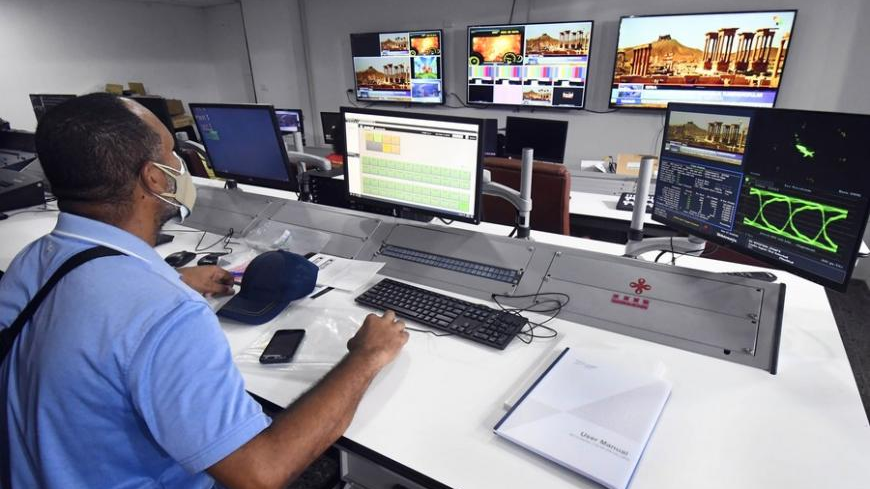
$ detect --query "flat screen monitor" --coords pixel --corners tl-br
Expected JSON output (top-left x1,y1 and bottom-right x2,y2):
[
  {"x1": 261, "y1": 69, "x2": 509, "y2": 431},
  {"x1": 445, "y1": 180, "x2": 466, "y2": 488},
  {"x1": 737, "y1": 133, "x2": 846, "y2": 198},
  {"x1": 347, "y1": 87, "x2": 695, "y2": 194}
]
[
  {"x1": 652, "y1": 103, "x2": 870, "y2": 291},
  {"x1": 467, "y1": 21, "x2": 593, "y2": 109},
  {"x1": 505, "y1": 116, "x2": 568, "y2": 163},
  {"x1": 609, "y1": 10, "x2": 797, "y2": 109},
  {"x1": 483, "y1": 119, "x2": 498, "y2": 157},
  {"x1": 350, "y1": 29, "x2": 444, "y2": 104},
  {"x1": 30, "y1": 94, "x2": 76, "y2": 122},
  {"x1": 131, "y1": 96, "x2": 176, "y2": 138},
  {"x1": 275, "y1": 108, "x2": 302, "y2": 132},
  {"x1": 189, "y1": 103, "x2": 296, "y2": 191},
  {"x1": 321, "y1": 111, "x2": 341, "y2": 144},
  {"x1": 342, "y1": 107, "x2": 484, "y2": 223}
]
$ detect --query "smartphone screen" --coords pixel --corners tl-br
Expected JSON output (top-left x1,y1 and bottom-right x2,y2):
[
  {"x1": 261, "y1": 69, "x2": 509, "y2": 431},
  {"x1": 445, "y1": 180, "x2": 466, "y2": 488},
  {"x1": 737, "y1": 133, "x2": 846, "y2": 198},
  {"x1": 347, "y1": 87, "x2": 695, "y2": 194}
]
[{"x1": 259, "y1": 329, "x2": 305, "y2": 364}]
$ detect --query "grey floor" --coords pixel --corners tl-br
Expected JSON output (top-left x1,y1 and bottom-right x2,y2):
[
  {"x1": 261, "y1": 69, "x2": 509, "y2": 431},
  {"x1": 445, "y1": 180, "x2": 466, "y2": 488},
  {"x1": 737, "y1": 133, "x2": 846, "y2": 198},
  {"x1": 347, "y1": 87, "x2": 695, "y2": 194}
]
[{"x1": 826, "y1": 280, "x2": 870, "y2": 424}]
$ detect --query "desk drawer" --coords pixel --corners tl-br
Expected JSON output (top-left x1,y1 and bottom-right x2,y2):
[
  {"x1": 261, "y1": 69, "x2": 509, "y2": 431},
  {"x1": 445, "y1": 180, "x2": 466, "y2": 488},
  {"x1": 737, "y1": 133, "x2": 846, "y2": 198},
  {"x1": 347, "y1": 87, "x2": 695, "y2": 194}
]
[{"x1": 340, "y1": 450, "x2": 431, "y2": 489}]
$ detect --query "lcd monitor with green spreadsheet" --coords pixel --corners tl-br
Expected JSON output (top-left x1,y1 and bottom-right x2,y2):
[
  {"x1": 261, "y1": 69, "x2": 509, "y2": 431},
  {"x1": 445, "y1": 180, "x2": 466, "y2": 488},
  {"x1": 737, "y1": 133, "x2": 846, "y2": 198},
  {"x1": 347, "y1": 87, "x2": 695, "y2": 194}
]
[{"x1": 341, "y1": 107, "x2": 484, "y2": 224}]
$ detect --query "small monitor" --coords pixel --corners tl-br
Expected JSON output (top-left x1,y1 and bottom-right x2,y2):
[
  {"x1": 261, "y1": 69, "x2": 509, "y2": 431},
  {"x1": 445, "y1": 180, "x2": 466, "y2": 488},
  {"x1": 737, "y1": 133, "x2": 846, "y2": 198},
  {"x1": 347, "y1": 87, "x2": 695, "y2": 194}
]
[
  {"x1": 350, "y1": 29, "x2": 445, "y2": 104},
  {"x1": 504, "y1": 116, "x2": 568, "y2": 163},
  {"x1": 275, "y1": 108, "x2": 303, "y2": 133},
  {"x1": 467, "y1": 21, "x2": 594, "y2": 109},
  {"x1": 321, "y1": 112, "x2": 341, "y2": 144},
  {"x1": 483, "y1": 119, "x2": 499, "y2": 157},
  {"x1": 189, "y1": 103, "x2": 296, "y2": 191},
  {"x1": 342, "y1": 107, "x2": 484, "y2": 223},
  {"x1": 609, "y1": 10, "x2": 798, "y2": 109},
  {"x1": 652, "y1": 103, "x2": 870, "y2": 290},
  {"x1": 29, "y1": 94, "x2": 76, "y2": 122}
]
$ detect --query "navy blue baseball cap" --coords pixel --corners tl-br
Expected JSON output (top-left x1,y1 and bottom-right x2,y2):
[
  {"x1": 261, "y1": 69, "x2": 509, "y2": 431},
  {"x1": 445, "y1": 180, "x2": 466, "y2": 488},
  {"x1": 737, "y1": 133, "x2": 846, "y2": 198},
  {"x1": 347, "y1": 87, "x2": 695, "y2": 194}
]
[{"x1": 218, "y1": 250, "x2": 318, "y2": 325}]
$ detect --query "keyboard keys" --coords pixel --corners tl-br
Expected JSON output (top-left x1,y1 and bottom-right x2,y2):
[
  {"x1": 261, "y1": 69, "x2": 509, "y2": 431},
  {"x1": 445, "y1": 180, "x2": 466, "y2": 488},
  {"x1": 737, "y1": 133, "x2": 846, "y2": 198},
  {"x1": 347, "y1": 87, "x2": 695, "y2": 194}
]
[
  {"x1": 379, "y1": 245, "x2": 521, "y2": 284},
  {"x1": 355, "y1": 279, "x2": 526, "y2": 350}
]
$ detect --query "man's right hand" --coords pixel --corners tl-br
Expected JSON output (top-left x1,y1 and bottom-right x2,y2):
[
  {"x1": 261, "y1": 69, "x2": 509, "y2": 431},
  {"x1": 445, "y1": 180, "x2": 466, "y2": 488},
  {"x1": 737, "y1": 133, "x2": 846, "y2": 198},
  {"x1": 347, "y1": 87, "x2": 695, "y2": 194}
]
[
  {"x1": 210, "y1": 309, "x2": 410, "y2": 489},
  {"x1": 347, "y1": 310, "x2": 409, "y2": 370}
]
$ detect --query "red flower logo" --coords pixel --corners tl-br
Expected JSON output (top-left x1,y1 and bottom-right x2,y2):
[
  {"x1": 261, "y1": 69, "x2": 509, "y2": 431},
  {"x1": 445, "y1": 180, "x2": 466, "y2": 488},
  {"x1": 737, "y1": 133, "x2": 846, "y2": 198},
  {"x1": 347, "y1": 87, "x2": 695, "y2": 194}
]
[{"x1": 630, "y1": 278, "x2": 651, "y2": 294}]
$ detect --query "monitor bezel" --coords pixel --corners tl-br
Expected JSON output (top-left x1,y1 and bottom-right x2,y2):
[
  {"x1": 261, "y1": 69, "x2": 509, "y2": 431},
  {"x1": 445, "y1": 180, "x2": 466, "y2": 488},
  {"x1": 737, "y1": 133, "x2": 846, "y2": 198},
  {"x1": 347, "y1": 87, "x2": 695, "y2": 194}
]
[
  {"x1": 504, "y1": 116, "x2": 568, "y2": 163},
  {"x1": 188, "y1": 103, "x2": 297, "y2": 192},
  {"x1": 340, "y1": 106, "x2": 485, "y2": 225},
  {"x1": 651, "y1": 102, "x2": 870, "y2": 291},
  {"x1": 465, "y1": 20, "x2": 595, "y2": 111},
  {"x1": 349, "y1": 29, "x2": 446, "y2": 106},
  {"x1": 607, "y1": 9, "x2": 799, "y2": 111}
]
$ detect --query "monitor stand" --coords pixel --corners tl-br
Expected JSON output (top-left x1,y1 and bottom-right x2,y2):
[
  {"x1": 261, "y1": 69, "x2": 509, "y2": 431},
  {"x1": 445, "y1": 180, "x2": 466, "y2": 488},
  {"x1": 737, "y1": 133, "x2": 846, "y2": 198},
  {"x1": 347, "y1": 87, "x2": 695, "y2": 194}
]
[
  {"x1": 623, "y1": 155, "x2": 707, "y2": 258},
  {"x1": 397, "y1": 208, "x2": 433, "y2": 223}
]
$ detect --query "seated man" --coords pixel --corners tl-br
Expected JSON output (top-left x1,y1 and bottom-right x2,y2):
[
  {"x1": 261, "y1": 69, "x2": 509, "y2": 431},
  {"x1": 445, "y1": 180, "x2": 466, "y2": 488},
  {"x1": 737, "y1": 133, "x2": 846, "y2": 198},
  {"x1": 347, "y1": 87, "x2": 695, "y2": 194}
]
[{"x1": 0, "y1": 93, "x2": 408, "y2": 489}]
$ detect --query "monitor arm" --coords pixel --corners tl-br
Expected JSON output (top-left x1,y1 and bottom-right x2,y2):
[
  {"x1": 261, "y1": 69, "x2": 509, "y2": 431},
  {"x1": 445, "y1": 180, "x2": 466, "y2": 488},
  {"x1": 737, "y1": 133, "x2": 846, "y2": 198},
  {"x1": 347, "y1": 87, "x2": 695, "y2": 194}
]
[
  {"x1": 180, "y1": 140, "x2": 208, "y2": 159},
  {"x1": 481, "y1": 147, "x2": 534, "y2": 239},
  {"x1": 286, "y1": 151, "x2": 332, "y2": 201},
  {"x1": 624, "y1": 155, "x2": 706, "y2": 258}
]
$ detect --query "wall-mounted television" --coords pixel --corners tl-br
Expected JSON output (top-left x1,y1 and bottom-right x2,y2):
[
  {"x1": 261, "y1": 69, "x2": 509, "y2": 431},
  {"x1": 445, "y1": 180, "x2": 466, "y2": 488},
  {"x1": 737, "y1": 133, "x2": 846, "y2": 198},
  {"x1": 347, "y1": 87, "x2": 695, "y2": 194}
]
[
  {"x1": 350, "y1": 29, "x2": 444, "y2": 104},
  {"x1": 467, "y1": 21, "x2": 594, "y2": 109},
  {"x1": 609, "y1": 10, "x2": 797, "y2": 109}
]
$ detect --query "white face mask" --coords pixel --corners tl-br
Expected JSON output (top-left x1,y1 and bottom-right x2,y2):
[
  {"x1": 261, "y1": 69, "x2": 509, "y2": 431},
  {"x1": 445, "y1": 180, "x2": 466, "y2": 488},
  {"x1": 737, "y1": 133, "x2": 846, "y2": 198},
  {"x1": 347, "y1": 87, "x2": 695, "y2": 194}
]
[{"x1": 151, "y1": 153, "x2": 197, "y2": 222}]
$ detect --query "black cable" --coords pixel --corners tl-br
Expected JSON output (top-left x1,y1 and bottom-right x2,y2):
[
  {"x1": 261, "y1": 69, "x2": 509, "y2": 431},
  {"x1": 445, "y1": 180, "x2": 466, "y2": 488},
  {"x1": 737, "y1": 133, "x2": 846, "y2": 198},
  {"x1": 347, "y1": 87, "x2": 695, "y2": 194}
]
[
  {"x1": 449, "y1": 92, "x2": 470, "y2": 108},
  {"x1": 652, "y1": 113, "x2": 666, "y2": 154},
  {"x1": 437, "y1": 217, "x2": 454, "y2": 225},
  {"x1": 195, "y1": 229, "x2": 235, "y2": 253},
  {"x1": 508, "y1": 0, "x2": 517, "y2": 23},
  {"x1": 583, "y1": 108, "x2": 617, "y2": 114},
  {"x1": 491, "y1": 292, "x2": 569, "y2": 343}
]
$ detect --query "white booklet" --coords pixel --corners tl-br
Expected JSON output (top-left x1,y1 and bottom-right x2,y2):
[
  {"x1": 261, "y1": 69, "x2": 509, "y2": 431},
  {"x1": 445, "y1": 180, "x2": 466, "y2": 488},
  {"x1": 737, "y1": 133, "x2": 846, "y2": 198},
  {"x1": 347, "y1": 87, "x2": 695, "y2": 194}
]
[
  {"x1": 308, "y1": 253, "x2": 384, "y2": 292},
  {"x1": 494, "y1": 348, "x2": 671, "y2": 489}
]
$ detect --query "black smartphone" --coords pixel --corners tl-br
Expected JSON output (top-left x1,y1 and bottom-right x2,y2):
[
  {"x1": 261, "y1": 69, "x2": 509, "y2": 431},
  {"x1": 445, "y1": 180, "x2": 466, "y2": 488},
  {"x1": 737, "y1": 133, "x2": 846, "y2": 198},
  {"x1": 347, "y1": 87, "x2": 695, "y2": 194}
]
[{"x1": 259, "y1": 329, "x2": 305, "y2": 364}]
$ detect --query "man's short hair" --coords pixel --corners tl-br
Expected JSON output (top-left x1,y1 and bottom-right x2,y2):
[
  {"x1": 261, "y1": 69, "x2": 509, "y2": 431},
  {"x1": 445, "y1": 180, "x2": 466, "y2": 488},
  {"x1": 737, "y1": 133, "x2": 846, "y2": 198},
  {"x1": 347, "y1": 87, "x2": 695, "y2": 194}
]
[{"x1": 35, "y1": 92, "x2": 161, "y2": 205}]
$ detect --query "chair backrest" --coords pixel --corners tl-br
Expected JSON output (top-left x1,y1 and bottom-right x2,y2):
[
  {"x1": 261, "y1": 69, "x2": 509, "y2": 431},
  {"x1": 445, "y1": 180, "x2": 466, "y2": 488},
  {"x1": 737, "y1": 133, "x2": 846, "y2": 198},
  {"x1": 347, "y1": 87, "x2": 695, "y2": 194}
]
[
  {"x1": 481, "y1": 157, "x2": 571, "y2": 235},
  {"x1": 178, "y1": 147, "x2": 212, "y2": 179}
]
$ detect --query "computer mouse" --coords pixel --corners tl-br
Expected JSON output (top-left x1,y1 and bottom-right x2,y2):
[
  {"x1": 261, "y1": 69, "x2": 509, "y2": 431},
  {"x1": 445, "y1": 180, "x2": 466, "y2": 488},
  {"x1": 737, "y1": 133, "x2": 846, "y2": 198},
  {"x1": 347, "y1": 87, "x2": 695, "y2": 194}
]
[
  {"x1": 165, "y1": 251, "x2": 196, "y2": 268},
  {"x1": 197, "y1": 253, "x2": 223, "y2": 266}
]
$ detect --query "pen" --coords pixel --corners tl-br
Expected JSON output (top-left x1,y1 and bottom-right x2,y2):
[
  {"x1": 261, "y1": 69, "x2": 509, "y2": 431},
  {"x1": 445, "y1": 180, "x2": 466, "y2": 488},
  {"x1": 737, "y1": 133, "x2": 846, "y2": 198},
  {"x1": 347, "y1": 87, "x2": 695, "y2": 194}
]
[{"x1": 310, "y1": 287, "x2": 334, "y2": 299}]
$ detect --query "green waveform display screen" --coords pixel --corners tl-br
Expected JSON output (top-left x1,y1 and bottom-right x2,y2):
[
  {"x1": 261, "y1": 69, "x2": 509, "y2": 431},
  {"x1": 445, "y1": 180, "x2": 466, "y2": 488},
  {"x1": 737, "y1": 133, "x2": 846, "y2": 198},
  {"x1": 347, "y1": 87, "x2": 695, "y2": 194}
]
[{"x1": 742, "y1": 188, "x2": 848, "y2": 253}]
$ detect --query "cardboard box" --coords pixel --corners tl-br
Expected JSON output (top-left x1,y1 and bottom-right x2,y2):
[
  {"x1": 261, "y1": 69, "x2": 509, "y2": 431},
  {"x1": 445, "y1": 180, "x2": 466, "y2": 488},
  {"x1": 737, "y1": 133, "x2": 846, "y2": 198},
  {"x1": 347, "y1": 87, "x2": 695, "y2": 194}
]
[
  {"x1": 105, "y1": 83, "x2": 124, "y2": 95},
  {"x1": 128, "y1": 82, "x2": 146, "y2": 96},
  {"x1": 166, "y1": 99, "x2": 185, "y2": 116},
  {"x1": 171, "y1": 113, "x2": 194, "y2": 129},
  {"x1": 615, "y1": 153, "x2": 658, "y2": 176}
]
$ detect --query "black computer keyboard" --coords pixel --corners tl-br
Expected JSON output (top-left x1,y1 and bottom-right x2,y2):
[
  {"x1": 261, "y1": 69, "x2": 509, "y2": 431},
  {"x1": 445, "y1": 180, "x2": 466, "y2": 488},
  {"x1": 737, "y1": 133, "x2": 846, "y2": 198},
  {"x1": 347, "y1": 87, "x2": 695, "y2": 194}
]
[
  {"x1": 378, "y1": 245, "x2": 521, "y2": 284},
  {"x1": 616, "y1": 192, "x2": 654, "y2": 213},
  {"x1": 355, "y1": 278, "x2": 527, "y2": 350}
]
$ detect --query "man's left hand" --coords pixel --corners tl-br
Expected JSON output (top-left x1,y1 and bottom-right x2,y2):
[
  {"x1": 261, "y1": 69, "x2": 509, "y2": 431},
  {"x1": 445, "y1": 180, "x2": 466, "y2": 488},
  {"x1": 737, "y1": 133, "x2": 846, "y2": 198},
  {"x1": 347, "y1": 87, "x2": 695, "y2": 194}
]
[{"x1": 179, "y1": 266, "x2": 236, "y2": 296}]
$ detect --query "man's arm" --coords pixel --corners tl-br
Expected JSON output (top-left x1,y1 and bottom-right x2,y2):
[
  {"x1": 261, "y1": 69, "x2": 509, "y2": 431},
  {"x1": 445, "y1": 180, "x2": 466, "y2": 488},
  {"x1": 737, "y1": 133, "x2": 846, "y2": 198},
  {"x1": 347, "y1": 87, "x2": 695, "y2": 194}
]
[{"x1": 207, "y1": 310, "x2": 408, "y2": 489}]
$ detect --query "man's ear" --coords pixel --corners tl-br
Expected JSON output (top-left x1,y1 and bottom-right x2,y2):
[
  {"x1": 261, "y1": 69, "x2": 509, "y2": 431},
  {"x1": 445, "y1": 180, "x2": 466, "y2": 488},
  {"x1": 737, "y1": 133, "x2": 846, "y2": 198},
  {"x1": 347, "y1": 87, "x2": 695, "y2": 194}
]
[{"x1": 140, "y1": 161, "x2": 168, "y2": 194}]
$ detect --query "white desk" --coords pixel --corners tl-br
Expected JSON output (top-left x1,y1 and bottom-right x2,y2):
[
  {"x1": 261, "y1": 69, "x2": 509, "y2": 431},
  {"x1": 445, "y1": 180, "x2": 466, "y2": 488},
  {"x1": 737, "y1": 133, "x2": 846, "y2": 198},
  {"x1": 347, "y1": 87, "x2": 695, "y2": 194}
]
[
  {"x1": 569, "y1": 190, "x2": 658, "y2": 226},
  {"x1": 2, "y1": 194, "x2": 869, "y2": 489}
]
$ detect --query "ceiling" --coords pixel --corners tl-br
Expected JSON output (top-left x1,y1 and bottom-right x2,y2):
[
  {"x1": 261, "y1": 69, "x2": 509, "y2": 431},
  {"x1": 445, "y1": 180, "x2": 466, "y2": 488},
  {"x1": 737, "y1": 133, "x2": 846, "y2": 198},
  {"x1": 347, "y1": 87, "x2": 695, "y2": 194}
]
[{"x1": 104, "y1": 0, "x2": 239, "y2": 7}]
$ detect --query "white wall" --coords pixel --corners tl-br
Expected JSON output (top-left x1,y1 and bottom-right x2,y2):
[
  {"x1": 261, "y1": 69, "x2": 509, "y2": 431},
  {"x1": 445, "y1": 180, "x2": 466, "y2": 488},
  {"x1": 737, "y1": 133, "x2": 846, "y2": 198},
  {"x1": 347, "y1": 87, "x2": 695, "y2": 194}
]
[
  {"x1": 290, "y1": 0, "x2": 870, "y2": 156},
  {"x1": 203, "y1": 2, "x2": 257, "y2": 104},
  {"x1": 239, "y1": 0, "x2": 314, "y2": 136},
  {"x1": 0, "y1": 0, "x2": 251, "y2": 131}
]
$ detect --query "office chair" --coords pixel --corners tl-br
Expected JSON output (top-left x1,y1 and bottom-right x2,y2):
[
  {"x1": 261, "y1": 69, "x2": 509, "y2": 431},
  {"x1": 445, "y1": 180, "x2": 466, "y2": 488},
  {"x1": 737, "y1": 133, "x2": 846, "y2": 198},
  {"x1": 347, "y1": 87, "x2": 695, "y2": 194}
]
[
  {"x1": 177, "y1": 144, "x2": 212, "y2": 179},
  {"x1": 481, "y1": 157, "x2": 571, "y2": 235}
]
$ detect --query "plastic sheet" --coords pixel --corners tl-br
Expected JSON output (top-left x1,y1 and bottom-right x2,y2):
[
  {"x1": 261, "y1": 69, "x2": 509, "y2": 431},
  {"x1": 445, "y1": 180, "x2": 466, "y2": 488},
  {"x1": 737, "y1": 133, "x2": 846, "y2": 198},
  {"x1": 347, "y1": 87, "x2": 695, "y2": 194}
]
[
  {"x1": 243, "y1": 220, "x2": 331, "y2": 255},
  {"x1": 234, "y1": 304, "x2": 366, "y2": 373}
]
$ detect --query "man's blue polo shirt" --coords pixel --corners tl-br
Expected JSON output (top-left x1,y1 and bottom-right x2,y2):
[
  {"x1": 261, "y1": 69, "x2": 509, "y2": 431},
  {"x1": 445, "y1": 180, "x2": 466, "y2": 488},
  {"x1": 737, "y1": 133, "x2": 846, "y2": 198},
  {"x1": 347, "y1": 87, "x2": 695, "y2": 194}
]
[{"x1": 0, "y1": 213, "x2": 271, "y2": 488}]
